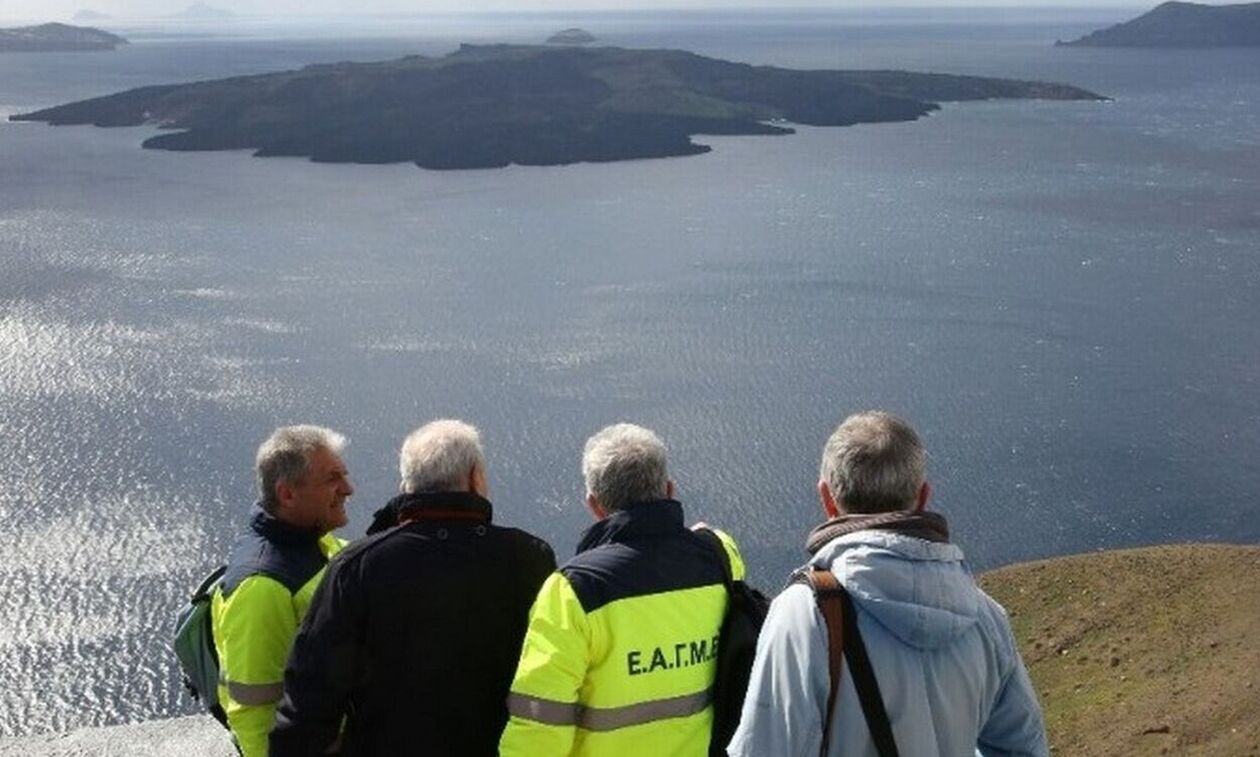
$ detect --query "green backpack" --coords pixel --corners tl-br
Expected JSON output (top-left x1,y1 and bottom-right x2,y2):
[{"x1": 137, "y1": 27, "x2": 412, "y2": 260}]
[{"x1": 173, "y1": 564, "x2": 230, "y2": 728}]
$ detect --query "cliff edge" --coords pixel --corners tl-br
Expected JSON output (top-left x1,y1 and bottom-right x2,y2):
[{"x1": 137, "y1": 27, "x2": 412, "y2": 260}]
[
  {"x1": 0, "y1": 716, "x2": 232, "y2": 756},
  {"x1": 3, "y1": 544, "x2": 1255, "y2": 755}
]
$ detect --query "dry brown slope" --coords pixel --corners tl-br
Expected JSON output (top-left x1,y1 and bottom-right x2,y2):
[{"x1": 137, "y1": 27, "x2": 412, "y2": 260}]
[{"x1": 979, "y1": 544, "x2": 1260, "y2": 756}]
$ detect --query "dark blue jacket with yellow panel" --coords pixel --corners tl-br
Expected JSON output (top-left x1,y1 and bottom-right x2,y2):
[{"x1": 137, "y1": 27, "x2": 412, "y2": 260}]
[
  {"x1": 211, "y1": 506, "x2": 345, "y2": 757},
  {"x1": 501, "y1": 499, "x2": 744, "y2": 756}
]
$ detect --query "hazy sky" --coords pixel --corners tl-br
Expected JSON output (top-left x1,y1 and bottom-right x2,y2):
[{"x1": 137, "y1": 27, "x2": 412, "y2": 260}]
[{"x1": 4, "y1": 0, "x2": 1150, "y2": 24}]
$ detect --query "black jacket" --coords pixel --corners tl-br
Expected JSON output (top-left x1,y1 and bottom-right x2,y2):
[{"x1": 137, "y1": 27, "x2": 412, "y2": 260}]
[{"x1": 270, "y1": 491, "x2": 556, "y2": 756}]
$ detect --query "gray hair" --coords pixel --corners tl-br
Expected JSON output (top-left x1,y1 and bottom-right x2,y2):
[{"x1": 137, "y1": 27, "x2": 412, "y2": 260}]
[
  {"x1": 256, "y1": 425, "x2": 347, "y2": 513},
  {"x1": 399, "y1": 419, "x2": 486, "y2": 494},
  {"x1": 582, "y1": 423, "x2": 669, "y2": 512},
  {"x1": 820, "y1": 411, "x2": 925, "y2": 514}
]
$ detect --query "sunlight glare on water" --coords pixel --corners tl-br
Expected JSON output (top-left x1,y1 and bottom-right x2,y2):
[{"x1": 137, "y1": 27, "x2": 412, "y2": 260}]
[{"x1": 1, "y1": 8, "x2": 1259, "y2": 737}]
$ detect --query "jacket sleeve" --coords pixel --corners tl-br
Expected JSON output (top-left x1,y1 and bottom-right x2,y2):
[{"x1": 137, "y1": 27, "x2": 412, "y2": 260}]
[
  {"x1": 976, "y1": 625, "x2": 1049, "y2": 757},
  {"x1": 270, "y1": 553, "x2": 362, "y2": 756},
  {"x1": 499, "y1": 572, "x2": 591, "y2": 757},
  {"x1": 726, "y1": 583, "x2": 831, "y2": 757},
  {"x1": 216, "y1": 576, "x2": 297, "y2": 757}
]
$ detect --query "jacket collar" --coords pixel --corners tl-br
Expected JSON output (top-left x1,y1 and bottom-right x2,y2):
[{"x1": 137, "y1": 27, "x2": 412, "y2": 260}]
[
  {"x1": 249, "y1": 503, "x2": 324, "y2": 546},
  {"x1": 575, "y1": 499, "x2": 684, "y2": 554},
  {"x1": 390, "y1": 490, "x2": 494, "y2": 525}
]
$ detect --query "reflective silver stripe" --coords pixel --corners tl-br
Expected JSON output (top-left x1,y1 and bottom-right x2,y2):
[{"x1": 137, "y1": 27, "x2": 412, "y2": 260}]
[
  {"x1": 226, "y1": 680, "x2": 284, "y2": 706},
  {"x1": 508, "y1": 689, "x2": 712, "y2": 732},
  {"x1": 580, "y1": 689, "x2": 713, "y2": 731},
  {"x1": 507, "y1": 692, "x2": 580, "y2": 725}
]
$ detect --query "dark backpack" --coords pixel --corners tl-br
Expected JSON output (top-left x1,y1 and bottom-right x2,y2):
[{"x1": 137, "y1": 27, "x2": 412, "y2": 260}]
[
  {"x1": 172, "y1": 564, "x2": 230, "y2": 729},
  {"x1": 697, "y1": 528, "x2": 771, "y2": 757}
]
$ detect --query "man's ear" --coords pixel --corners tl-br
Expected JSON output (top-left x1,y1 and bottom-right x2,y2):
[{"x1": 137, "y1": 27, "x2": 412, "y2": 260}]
[
  {"x1": 665, "y1": 479, "x2": 675, "y2": 500},
  {"x1": 914, "y1": 481, "x2": 931, "y2": 512},
  {"x1": 274, "y1": 480, "x2": 294, "y2": 510},
  {"x1": 468, "y1": 465, "x2": 489, "y2": 498},
  {"x1": 818, "y1": 479, "x2": 841, "y2": 520},
  {"x1": 586, "y1": 493, "x2": 608, "y2": 521}
]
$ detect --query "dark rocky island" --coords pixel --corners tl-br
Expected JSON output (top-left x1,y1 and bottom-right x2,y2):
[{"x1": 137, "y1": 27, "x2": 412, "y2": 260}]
[
  {"x1": 1058, "y1": 1, "x2": 1260, "y2": 47},
  {"x1": 0, "y1": 22, "x2": 126, "y2": 52},
  {"x1": 547, "y1": 28, "x2": 597, "y2": 45},
  {"x1": 10, "y1": 44, "x2": 1105, "y2": 170}
]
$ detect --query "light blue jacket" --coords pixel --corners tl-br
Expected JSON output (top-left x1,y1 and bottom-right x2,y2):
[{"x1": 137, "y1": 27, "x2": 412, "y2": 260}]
[{"x1": 728, "y1": 529, "x2": 1048, "y2": 757}]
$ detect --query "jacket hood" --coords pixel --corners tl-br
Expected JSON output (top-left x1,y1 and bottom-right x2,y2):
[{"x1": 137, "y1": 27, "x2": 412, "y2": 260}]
[{"x1": 811, "y1": 529, "x2": 979, "y2": 650}]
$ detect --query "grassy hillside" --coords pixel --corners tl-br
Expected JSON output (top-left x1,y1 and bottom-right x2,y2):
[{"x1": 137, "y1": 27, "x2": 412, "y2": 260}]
[{"x1": 980, "y1": 544, "x2": 1260, "y2": 756}]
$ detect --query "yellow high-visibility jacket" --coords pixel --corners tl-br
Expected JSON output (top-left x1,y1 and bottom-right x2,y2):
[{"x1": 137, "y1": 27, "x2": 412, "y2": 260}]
[
  {"x1": 500, "y1": 499, "x2": 744, "y2": 756},
  {"x1": 211, "y1": 506, "x2": 344, "y2": 757}
]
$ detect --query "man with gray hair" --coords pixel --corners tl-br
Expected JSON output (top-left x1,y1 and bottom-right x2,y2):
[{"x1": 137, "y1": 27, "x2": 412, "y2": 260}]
[
  {"x1": 211, "y1": 425, "x2": 353, "y2": 757},
  {"x1": 271, "y1": 419, "x2": 555, "y2": 756},
  {"x1": 501, "y1": 423, "x2": 746, "y2": 756},
  {"x1": 728, "y1": 411, "x2": 1048, "y2": 756}
]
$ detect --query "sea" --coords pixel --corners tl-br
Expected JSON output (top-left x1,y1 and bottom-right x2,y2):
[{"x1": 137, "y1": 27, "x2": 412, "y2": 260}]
[{"x1": 1, "y1": 6, "x2": 1258, "y2": 738}]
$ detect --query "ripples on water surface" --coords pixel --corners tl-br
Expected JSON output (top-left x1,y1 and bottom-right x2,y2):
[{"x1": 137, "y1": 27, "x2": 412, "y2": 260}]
[{"x1": 1, "y1": 8, "x2": 1259, "y2": 737}]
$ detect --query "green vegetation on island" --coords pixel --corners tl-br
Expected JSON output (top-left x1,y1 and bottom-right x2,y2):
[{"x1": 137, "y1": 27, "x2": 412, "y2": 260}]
[
  {"x1": 980, "y1": 544, "x2": 1260, "y2": 756},
  {"x1": 0, "y1": 22, "x2": 126, "y2": 52},
  {"x1": 10, "y1": 44, "x2": 1105, "y2": 170},
  {"x1": 1058, "y1": 1, "x2": 1260, "y2": 47}
]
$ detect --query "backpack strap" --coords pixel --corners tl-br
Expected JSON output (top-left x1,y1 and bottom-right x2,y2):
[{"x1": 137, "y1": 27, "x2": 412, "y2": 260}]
[
  {"x1": 801, "y1": 568, "x2": 845, "y2": 757},
  {"x1": 796, "y1": 568, "x2": 900, "y2": 757},
  {"x1": 696, "y1": 528, "x2": 737, "y2": 595},
  {"x1": 836, "y1": 584, "x2": 900, "y2": 757},
  {"x1": 191, "y1": 564, "x2": 227, "y2": 602}
]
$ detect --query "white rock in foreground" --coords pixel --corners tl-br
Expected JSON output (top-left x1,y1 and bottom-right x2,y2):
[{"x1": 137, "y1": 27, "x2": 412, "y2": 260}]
[{"x1": 0, "y1": 716, "x2": 233, "y2": 757}]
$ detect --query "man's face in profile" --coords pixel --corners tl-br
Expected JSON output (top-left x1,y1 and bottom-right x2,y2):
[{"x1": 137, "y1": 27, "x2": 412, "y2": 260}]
[{"x1": 284, "y1": 446, "x2": 353, "y2": 533}]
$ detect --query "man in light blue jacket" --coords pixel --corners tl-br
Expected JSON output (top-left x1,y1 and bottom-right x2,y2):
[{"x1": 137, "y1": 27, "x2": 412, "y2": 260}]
[{"x1": 728, "y1": 411, "x2": 1047, "y2": 757}]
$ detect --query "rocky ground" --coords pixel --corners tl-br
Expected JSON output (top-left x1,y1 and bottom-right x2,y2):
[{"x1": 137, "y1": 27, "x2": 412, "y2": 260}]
[
  {"x1": 3, "y1": 543, "x2": 1257, "y2": 756},
  {"x1": 0, "y1": 716, "x2": 231, "y2": 756}
]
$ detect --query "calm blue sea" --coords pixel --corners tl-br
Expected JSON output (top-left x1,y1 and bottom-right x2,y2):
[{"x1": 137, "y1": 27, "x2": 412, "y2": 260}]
[{"x1": 1, "y1": 7, "x2": 1258, "y2": 737}]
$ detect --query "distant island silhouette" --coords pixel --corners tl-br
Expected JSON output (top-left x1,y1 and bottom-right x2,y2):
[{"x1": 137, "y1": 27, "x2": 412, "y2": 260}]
[
  {"x1": 0, "y1": 22, "x2": 126, "y2": 52},
  {"x1": 11, "y1": 44, "x2": 1105, "y2": 170},
  {"x1": 72, "y1": 9, "x2": 113, "y2": 23},
  {"x1": 171, "y1": 3, "x2": 234, "y2": 20},
  {"x1": 547, "y1": 28, "x2": 597, "y2": 45},
  {"x1": 1058, "y1": 1, "x2": 1260, "y2": 47}
]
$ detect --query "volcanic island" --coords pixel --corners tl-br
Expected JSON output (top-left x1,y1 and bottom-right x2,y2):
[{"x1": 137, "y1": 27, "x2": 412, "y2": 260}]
[{"x1": 12, "y1": 43, "x2": 1106, "y2": 169}]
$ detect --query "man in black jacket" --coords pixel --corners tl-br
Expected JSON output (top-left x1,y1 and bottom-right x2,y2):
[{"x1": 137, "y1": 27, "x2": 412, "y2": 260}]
[{"x1": 270, "y1": 419, "x2": 556, "y2": 756}]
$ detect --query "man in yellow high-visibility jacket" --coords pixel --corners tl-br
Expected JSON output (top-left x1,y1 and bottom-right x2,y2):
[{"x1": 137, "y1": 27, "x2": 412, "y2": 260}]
[
  {"x1": 211, "y1": 425, "x2": 353, "y2": 757},
  {"x1": 500, "y1": 423, "x2": 744, "y2": 756}
]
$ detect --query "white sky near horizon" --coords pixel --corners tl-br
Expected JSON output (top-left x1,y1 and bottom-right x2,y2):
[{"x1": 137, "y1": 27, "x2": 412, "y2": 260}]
[{"x1": 1, "y1": 0, "x2": 1155, "y2": 25}]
